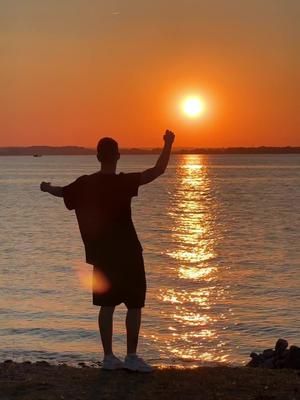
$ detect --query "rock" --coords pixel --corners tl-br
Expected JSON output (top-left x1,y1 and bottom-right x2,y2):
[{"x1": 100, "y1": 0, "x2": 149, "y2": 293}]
[
  {"x1": 36, "y1": 361, "x2": 50, "y2": 366},
  {"x1": 22, "y1": 361, "x2": 32, "y2": 365},
  {"x1": 278, "y1": 349, "x2": 289, "y2": 359},
  {"x1": 263, "y1": 349, "x2": 275, "y2": 359},
  {"x1": 78, "y1": 362, "x2": 87, "y2": 368},
  {"x1": 91, "y1": 361, "x2": 101, "y2": 368},
  {"x1": 262, "y1": 358, "x2": 275, "y2": 369},
  {"x1": 284, "y1": 346, "x2": 300, "y2": 370},
  {"x1": 4, "y1": 359, "x2": 13, "y2": 364},
  {"x1": 58, "y1": 363, "x2": 67, "y2": 367},
  {"x1": 274, "y1": 357, "x2": 286, "y2": 369},
  {"x1": 275, "y1": 338, "x2": 288, "y2": 354},
  {"x1": 247, "y1": 353, "x2": 264, "y2": 368}
]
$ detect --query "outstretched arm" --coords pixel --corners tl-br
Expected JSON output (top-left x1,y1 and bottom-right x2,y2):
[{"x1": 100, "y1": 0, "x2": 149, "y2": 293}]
[
  {"x1": 140, "y1": 130, "x2": 175, "y2": 185},
  {"x1": 40, "y1": 182, "x2": 63, "y2": 197}
]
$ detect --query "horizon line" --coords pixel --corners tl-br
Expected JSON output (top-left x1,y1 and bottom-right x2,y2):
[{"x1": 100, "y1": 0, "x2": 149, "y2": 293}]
[
  {"x1": 1, "y1": 145, "x2": 300, "y2": 156},
  {"x1": 1, "y1": 145, "x2": 300, "y2": 150}
]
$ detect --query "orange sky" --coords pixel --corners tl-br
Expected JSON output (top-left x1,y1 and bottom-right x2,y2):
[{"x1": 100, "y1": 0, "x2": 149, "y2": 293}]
[{"x1": 1, "y1": 0, "x2": 299, "y2": 148}]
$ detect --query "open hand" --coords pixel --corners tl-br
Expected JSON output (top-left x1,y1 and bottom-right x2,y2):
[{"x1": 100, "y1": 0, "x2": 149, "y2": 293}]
[
  {"x1": 163, "y1": 130, "x2": 175, "y2": 145},
  {"x1": 40, "y1": 181, "x2": 51, "y2": 192}
]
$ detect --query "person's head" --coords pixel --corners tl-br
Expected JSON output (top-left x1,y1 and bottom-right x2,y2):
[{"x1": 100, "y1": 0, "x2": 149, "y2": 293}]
[{"x1": 97, "y1": 137, "x2": 120, "y2": 164}]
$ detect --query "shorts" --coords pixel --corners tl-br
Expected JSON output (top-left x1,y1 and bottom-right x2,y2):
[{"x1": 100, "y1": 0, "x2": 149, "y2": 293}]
[{"x1": 92, "y1": 250, "x2": 146, "y2": 309}]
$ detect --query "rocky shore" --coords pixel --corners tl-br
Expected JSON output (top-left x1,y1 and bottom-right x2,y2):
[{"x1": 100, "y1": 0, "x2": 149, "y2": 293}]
[
  {"x1": 248, "y1": 339, "x2": 300, "y2": 370},
  {"x1": 1, "y1": 360, "x2": 300, "y2": 400}
]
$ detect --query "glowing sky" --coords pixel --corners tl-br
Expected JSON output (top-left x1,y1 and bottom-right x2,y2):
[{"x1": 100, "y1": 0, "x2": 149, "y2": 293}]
[{"x1": 1, "y1": 0, "x2": 299, "y2": 147}]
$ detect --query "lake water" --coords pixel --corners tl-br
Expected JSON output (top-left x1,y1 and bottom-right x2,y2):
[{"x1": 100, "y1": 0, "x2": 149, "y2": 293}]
[{"x1": 0, "y1": 154, "x2": 300, "y2": 367}]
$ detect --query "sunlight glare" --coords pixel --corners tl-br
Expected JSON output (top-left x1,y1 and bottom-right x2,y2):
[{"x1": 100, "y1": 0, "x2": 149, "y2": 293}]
[
  {"x1": 74, "y1": 261, "x2": 110, "y2": 293},
  {"x1": 182, "y1": 96, "x2": 205, "y2": 118}
]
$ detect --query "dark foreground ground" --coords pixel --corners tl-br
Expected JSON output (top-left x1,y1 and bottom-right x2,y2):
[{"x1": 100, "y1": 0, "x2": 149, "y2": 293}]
[{"x1": 1, "y1": 361, "x2": 300, "y2": 400}]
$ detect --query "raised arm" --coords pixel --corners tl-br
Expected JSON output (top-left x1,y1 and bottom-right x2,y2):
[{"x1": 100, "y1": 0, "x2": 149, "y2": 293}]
[
  {"x1": 140, "y1": 130, "x2": 175, "y2": 185},
  {"x1": 40, "y1": 182, "x2": 63, "y2": 197}
]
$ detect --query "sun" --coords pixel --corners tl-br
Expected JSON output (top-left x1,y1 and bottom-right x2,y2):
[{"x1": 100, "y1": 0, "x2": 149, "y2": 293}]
[{"x1": 182, "y1": 96, "x2": 205, "y2": 118}]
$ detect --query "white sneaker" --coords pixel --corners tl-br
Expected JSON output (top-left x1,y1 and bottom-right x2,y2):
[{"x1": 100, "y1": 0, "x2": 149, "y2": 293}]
[
  {"x1": 102, "y1": 355, "x2": 124, "y2": 370},
  {"x1": 124, "y1": 354, "x2": 153, "y2": 373}
]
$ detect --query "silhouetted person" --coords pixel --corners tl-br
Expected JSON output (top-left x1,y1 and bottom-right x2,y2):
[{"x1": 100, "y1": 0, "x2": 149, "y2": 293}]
[{"x1": 40, "y1": 130, "x2": 175, "y2": 372}]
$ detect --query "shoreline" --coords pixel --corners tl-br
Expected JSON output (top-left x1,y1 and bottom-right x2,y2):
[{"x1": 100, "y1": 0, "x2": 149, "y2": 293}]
[{"x1": 1, "y1": 361, "x2": 300, "y2": 400}]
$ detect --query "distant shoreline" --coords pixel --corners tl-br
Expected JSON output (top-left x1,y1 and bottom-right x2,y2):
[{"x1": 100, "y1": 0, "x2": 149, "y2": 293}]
[{"x1": 1, "y1": 146, "x2": 300, "y2": 156}]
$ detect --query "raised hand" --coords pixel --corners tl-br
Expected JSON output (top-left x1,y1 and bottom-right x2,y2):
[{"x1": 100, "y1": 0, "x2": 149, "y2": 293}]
[
  {"x1": 40, "y1": 182, "x2": 63, "y2": 197},
  {"x1": 40, "y1": 181, "x2": 51, "y2": 192},
  {"x1": 163, "y1": 130, "x2": 175, "y2": 145}
]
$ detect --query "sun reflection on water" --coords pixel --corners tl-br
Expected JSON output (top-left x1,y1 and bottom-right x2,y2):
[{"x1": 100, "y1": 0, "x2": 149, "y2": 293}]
[
  {"x1": 158, "y1": 155, "x2": 228, "y2": 364},
  {"x1": 178, "y1": 266, "x2": 216, "y2": 280}
]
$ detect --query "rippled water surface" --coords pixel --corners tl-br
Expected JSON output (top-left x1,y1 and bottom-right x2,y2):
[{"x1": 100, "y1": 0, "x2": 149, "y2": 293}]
[{"x1": 1, "y1": 154, "x2": 300, "y2": 366}]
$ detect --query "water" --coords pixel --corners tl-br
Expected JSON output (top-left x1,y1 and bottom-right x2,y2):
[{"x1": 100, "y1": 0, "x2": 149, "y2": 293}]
[{"x1": 1, "y1": 154, "x2": 300, "y2": 367}]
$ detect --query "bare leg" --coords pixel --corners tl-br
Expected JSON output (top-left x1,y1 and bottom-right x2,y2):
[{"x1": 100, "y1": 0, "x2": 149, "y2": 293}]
[
  {"x1": 98, "y1": 306, "x2": 115, "y2": 356},
  {"x1": 126, "y1": 308, "x2": 142, "y2": 355}
]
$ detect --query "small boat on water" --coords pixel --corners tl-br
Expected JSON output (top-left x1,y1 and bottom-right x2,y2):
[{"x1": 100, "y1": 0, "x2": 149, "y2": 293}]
[{"x1": 33, "y1": 154, "x2": 42, "y2": 157}]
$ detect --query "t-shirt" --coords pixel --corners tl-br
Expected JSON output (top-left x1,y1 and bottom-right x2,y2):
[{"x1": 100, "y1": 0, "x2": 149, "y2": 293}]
[{"x1": 63, "y1": 172, "x2": 142, "y2": 265}]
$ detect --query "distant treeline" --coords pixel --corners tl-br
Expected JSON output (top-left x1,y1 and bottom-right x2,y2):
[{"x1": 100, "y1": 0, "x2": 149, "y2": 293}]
[{"x1": 0, "y1": 146, "x2": 300, "y2": 156}]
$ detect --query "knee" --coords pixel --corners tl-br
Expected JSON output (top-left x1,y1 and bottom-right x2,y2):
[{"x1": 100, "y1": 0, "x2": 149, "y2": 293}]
[
  {"x1": 127, "y1": 308, "x2": 142, "y2": 315},
  {"x1": 100, "y1": 306, "x2": 115, "y2": 316}
]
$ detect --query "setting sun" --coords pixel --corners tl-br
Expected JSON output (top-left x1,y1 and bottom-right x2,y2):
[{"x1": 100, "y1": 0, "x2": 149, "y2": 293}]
[{"x1": 182, "y1": 97, "x2": 205, "y2": 118}]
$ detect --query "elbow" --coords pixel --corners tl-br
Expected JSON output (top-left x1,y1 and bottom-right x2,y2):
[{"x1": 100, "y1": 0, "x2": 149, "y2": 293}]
[{"x1": 155, "y1": 166, "x2": 165, "y2": 177}]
